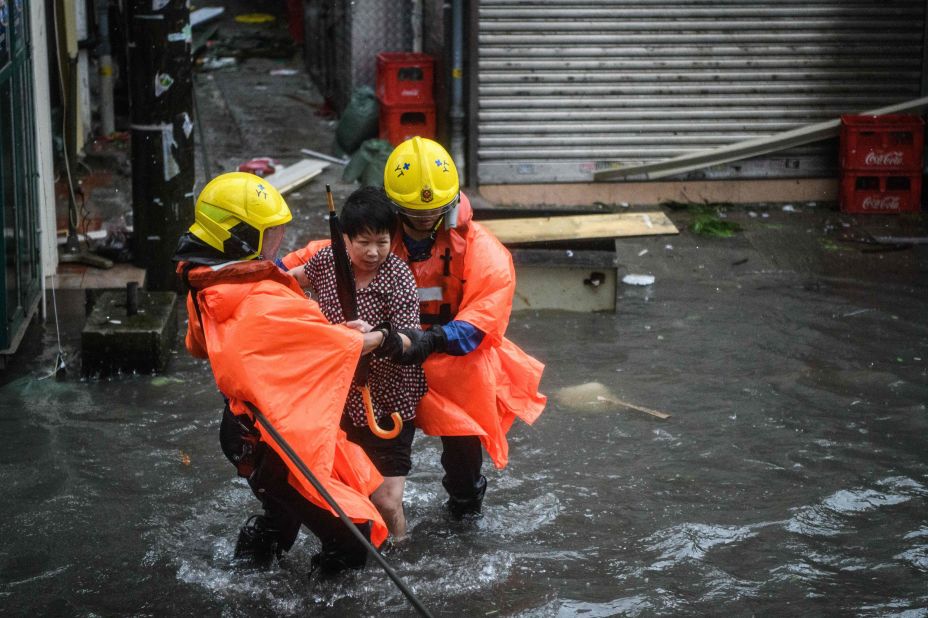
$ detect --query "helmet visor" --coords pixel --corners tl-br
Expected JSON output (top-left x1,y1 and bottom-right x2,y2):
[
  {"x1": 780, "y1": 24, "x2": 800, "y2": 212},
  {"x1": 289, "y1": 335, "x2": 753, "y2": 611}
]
[{"x1": 392, "y1": 194, "x2": 459, "y2": 221}]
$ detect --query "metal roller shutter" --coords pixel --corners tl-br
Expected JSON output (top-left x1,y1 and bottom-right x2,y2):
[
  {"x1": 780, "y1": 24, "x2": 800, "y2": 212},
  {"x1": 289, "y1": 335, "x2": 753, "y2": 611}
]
[{"x1": 476, "y1": 1, "x2": 926, "y2": 184}]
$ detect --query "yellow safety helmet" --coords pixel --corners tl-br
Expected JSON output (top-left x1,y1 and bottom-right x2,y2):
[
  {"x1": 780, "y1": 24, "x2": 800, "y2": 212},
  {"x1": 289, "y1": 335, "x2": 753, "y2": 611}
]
[
  {"x1": 189, "y1": 171, "x2": 291, "y2": 260},
  {"x1": 383, "y1": 137, "x2": 460, "y2": 223}
]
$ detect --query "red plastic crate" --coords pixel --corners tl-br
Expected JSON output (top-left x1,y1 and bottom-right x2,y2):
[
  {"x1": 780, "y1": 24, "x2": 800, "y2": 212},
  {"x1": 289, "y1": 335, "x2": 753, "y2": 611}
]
[
  {"x1": 379, "y1": 103, "x2": 436, "y2": 146},
  {"x1": 376, "y1": 52, "x2": 435, "y2": 106},
  {"x1": 840, "y1": 114, "x2": 925, "y2": 172},
  {"x1": 840, "y1": 171, "x2": 922, "y2": 214}
]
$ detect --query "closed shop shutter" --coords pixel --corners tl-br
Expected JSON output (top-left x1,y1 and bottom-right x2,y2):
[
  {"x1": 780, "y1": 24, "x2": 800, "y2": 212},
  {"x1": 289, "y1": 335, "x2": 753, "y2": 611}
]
[{"x1": 477, "y1": 1, "x2": 926, "y2": 184}]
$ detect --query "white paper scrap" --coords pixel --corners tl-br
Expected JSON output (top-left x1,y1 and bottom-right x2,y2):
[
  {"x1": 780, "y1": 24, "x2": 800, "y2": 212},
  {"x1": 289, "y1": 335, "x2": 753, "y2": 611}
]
[{"x1": 622, "y1": 274, "x2": 655, "y2": 286}]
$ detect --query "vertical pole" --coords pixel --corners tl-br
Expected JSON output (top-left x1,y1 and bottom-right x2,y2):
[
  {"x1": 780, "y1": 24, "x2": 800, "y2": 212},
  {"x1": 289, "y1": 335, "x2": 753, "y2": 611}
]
[
  {"x1": 96, "y1": 0, "x2": 115, "y2": 136},
  {"x1": 126, "y1": 282, "x2": 139, "y2": 316},
  {"x1": 449, "y1": 0, "x2": 465, "y2": 182},
  {"x1": 465, "y1": 0, "x2": 479, "y2": 189},
  {"x1": 128, "y1": 0, "x2": 194, "y2": 291}
]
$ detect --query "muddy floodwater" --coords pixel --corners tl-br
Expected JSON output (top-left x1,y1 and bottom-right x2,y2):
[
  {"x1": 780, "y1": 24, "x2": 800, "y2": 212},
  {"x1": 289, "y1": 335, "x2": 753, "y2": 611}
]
[{"x1": 2, "y1": 218, "x2": 926, "y2": 616}]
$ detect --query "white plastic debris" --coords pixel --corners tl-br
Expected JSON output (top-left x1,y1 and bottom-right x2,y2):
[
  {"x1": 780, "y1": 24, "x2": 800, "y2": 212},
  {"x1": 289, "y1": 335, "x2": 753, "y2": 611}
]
[
  {"x1": 638, "y1": 249, "x2": 648, "y2": 256},
  {"x1": 201, "y1": 57, "x2": 236, "y2": 71},
  {"x1": 782, "y1": 204, "x2": 796, "y2": 212},
  {"x1": 622, "y1": 274, "x2": 655, "y2": 286}
]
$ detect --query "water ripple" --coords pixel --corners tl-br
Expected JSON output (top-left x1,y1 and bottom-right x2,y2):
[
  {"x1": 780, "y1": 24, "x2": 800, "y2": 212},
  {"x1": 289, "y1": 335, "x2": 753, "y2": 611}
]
[
  {"x1": 785, "y1": 477, "x2": 923, "y2": 537},
  {"x1": 643, "y1": 522, "x2": 758, "y2": 570}
]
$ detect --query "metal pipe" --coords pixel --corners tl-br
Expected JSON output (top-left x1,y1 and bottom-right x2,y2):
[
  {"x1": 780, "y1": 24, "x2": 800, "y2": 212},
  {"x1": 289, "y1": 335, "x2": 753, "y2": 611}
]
[
  {"x1": 97, "y1": 0, "x2": 115, "y2": 135},
  {"x1": 300, "y1": 148, "x2": 349, "y2": 166},
  {"x1": 126, "y1": 282, "x2": 139, "y2": 316},
  {"x1": 449, "y1": 0, "x2": 465, "y2": 182},
  {"x1": 411, "y1": 0, "x2": 422, "y2": 53}
]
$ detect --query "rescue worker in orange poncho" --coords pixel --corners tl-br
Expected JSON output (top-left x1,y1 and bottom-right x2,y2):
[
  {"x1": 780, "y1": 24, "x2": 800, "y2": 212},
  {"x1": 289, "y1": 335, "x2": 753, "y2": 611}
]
[
  {"x1": 173, "y1": 172, "x2": 389, "y2": 574},
  {"x1": 281, "y1": 138, "x2": 547, "y2": 518}
]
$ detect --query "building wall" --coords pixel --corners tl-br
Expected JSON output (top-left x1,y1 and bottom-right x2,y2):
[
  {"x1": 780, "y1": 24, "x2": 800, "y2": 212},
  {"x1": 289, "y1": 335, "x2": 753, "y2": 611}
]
[{"x1": 31, "y1": 0, "x2": 58, "y2": 284}]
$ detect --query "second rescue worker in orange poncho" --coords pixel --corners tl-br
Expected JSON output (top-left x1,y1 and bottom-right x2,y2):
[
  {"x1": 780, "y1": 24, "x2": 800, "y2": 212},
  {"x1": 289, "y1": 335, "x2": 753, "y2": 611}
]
[
  {"x1": 173, "y1": 172, "x2": 388, "y2": 574},
  {"x1": 282, "y1": 138, "x2": 547, "y2": 518}
]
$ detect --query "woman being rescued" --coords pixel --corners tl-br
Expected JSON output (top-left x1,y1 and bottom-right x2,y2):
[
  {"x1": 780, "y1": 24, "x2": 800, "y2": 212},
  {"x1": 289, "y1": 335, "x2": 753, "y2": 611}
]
[{"x1": 289, "y1": 186, "x2": 427, "y2": 539}]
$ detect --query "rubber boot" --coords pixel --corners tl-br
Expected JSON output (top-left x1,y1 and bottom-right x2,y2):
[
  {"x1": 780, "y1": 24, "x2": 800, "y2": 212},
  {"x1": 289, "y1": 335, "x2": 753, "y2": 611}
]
[
  {"x1": 234, "y1": 514, "x2": 282, "y2": 568},
  {"x1": 309, "y1": 522, "x2": 371, "y2": 580},
  {"x1": 443, "y1": 475, "x2": 487, "y2": 520}
]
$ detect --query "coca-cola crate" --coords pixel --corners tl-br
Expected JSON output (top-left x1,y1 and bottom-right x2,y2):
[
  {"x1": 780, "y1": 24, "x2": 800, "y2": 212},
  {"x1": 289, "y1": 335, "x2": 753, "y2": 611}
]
[
  {"x1": 840, "y1": 171, "x2": 922, "y2": 214},
  {"x1": 376, "y1": 52, "x2": 435, "y2": 106},
  {"x1": 379, "y1": 102, "x2": 436, "y2": 146},
  {"x1": 840, "y1": 114, "x2": 925, "y2": 172}
]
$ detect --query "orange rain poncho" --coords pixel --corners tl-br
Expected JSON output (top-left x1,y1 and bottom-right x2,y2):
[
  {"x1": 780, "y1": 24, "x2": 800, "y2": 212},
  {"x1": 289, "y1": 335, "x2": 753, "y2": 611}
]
[
  {"x1": 179, "y1": 259, "x2": 388, "y2": 547},
  {"x1": 282, "y1": 194, "x2": 546, "y2": 469}
]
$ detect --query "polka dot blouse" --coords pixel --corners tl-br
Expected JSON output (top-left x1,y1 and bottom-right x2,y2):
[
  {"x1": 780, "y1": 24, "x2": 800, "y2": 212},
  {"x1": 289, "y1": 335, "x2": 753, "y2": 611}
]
[{"x1": 305, "y1": 246, "x2": 428, "y2": 427}]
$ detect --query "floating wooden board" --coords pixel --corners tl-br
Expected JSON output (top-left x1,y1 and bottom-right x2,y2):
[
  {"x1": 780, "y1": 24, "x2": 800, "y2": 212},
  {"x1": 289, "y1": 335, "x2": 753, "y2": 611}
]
[
  {"x1": 263, "y1": 159, "x2": 329, "y2": 195},
  {"x1": 478, "y1": 211, "x2": 678, "y2": 244}
]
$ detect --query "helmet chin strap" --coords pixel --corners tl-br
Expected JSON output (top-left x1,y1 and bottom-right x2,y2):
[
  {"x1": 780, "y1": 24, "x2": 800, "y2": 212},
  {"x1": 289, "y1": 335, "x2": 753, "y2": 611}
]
[
  {"x1": 444, "y1": 200, "x2": 459, "y2": 230},
  {"x1": 399, "y1": 212, "x2": 444, "y2": 240}
]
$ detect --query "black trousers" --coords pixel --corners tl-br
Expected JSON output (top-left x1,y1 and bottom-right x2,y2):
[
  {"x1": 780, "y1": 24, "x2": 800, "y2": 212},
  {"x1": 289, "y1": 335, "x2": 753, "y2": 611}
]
[
  {"x1": 440, "y1": 435, "x2": 485, "y2": 500},
  {"x1": 219, "y1": 405, "x2": 370, "y2": 566}
]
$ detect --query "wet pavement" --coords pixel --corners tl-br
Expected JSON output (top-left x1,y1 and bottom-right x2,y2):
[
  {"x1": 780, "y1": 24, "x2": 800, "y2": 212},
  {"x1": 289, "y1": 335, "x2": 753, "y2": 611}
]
[{"x1": 3, "y1": 5, "x2": 928, "y2": 617}]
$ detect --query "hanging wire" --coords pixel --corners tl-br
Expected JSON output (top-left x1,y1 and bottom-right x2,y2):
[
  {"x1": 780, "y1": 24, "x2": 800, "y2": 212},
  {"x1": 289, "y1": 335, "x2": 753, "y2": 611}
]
[{"x1": 38, "y1": 275, "x2": 67, "y2": 380}]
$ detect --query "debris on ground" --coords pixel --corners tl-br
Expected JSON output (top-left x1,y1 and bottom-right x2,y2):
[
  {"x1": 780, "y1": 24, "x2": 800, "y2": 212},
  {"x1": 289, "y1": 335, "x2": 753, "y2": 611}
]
[
  {"x1": 234, "y1": 13, "x2": 275, "y2": 24},
  {"x1": 342, "y1": 139, "x2": 394, "y2": 187},
  {"x1": 200, "y1": 56, "x2": 236, "y2": 71},
  {"x1": 263, "y1": 159, "x2": 329, "y2": 195},
  {"x1": 622, "y1": 274, "x2": 655, "y2": 286},
  {"x1": 555, "y1": 382, "x2": 621, "y2": 412},
  {"x1": 555, "y1": 381, "x2": 670, "y2": 419},
  {"x1": 479, "y1": 211, "x2": 678, "y2": 244},
  {"x1": 694, "y1": 213, "x2": 739, "y2": 237},
  {"x1": 335, "y1": 87, "x2": 380, "y2": 156},
  {"x1": 190, "y1": 7, "x2": 225, "y2": 28},
  {"x1": 201, "y1": 30, "x2": 295, "y2": 61},
  {"x1": 237, "y1": 157, "x2": 278, "y2": 177},
  {"x1": 301, "y1": 148, "x2": 349, "y2": 166}
]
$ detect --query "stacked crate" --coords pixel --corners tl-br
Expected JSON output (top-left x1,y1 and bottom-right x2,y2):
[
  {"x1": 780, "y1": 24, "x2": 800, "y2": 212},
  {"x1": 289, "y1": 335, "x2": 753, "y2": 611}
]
[
  {"x1": 376, "y1": 52, "x2": 436, "y2": 145},
  {"x1": 839, "y1": 114, "x2": 924, "y2": 214}
]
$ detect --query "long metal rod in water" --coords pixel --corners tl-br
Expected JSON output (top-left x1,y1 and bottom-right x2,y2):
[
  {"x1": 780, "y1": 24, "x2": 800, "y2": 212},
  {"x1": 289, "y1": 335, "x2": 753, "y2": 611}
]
[{"x1": 245, "y1": 402, "x2": 433, "y2": 618}]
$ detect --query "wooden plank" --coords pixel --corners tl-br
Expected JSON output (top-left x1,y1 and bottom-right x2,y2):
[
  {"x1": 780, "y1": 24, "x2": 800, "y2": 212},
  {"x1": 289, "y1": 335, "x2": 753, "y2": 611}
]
[
  {"x1": 264, "y1": 159, "x2": 329, "y2": 195},
  {"x1": 598, "y1": 395, "x2": 671, "y2": 420},
  {"x1": 478, "y1": 211, "x2": 678, "y2": 244},
  {"x1": 594, "y1": 95, "x2": 928, "y2": 181}
]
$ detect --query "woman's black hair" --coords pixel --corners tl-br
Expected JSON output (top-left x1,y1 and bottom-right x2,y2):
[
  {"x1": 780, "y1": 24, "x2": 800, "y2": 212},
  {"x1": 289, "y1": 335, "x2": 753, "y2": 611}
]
[{"x1": 340, "y1": 186, "x2": 398, "y2": 239}]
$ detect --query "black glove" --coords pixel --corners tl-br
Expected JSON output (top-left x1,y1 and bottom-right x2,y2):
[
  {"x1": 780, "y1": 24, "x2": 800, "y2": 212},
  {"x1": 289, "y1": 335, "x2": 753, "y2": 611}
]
[
  {"x1": 371, "y1": 322, "x2": 401, "y2": 358},
  {"x1": 393, "y1": 325, "x2": 448, "y2": 365}
]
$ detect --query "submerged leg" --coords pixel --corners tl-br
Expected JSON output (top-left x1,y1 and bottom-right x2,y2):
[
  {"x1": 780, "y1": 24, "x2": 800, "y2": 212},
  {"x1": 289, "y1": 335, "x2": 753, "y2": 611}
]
[
  {"x1": 371, "y1": 476, "x2": 408, "y2": 539},
  {"x1": 440, "y1": 435, "x2": 487, "y2": 519}
]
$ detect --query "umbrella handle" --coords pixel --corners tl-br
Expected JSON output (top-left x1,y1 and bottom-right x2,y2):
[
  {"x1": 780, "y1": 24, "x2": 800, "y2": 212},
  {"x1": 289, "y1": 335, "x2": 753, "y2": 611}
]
[{"x1": 359, "y1": 385, "x2": 403, "y2": 439}]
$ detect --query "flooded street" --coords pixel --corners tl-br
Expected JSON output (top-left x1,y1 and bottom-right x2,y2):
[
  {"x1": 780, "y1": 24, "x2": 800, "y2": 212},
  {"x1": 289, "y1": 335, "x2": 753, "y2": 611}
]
[
  {"x1": 4, "y1": 5, "x2": 928, "y2": 614},
  {"x1": 2, "y1": 216, "x2": 927, "y2": 615}
]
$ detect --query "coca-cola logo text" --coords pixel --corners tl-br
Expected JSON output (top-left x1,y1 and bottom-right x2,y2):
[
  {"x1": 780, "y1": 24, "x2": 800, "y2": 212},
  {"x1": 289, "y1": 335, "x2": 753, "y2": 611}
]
[
  {"x1": 861, "y1": 196, "x2": 901, "y2": 210},
  {"x1": 864, "y1": 151, "x2": 905, "y2": 166}
]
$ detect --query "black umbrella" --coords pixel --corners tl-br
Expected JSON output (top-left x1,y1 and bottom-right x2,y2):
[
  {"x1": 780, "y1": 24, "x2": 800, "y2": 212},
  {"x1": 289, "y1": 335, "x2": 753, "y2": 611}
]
[{"x1": 326, "y1": 185, "x2": 402, "y2": 439}]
